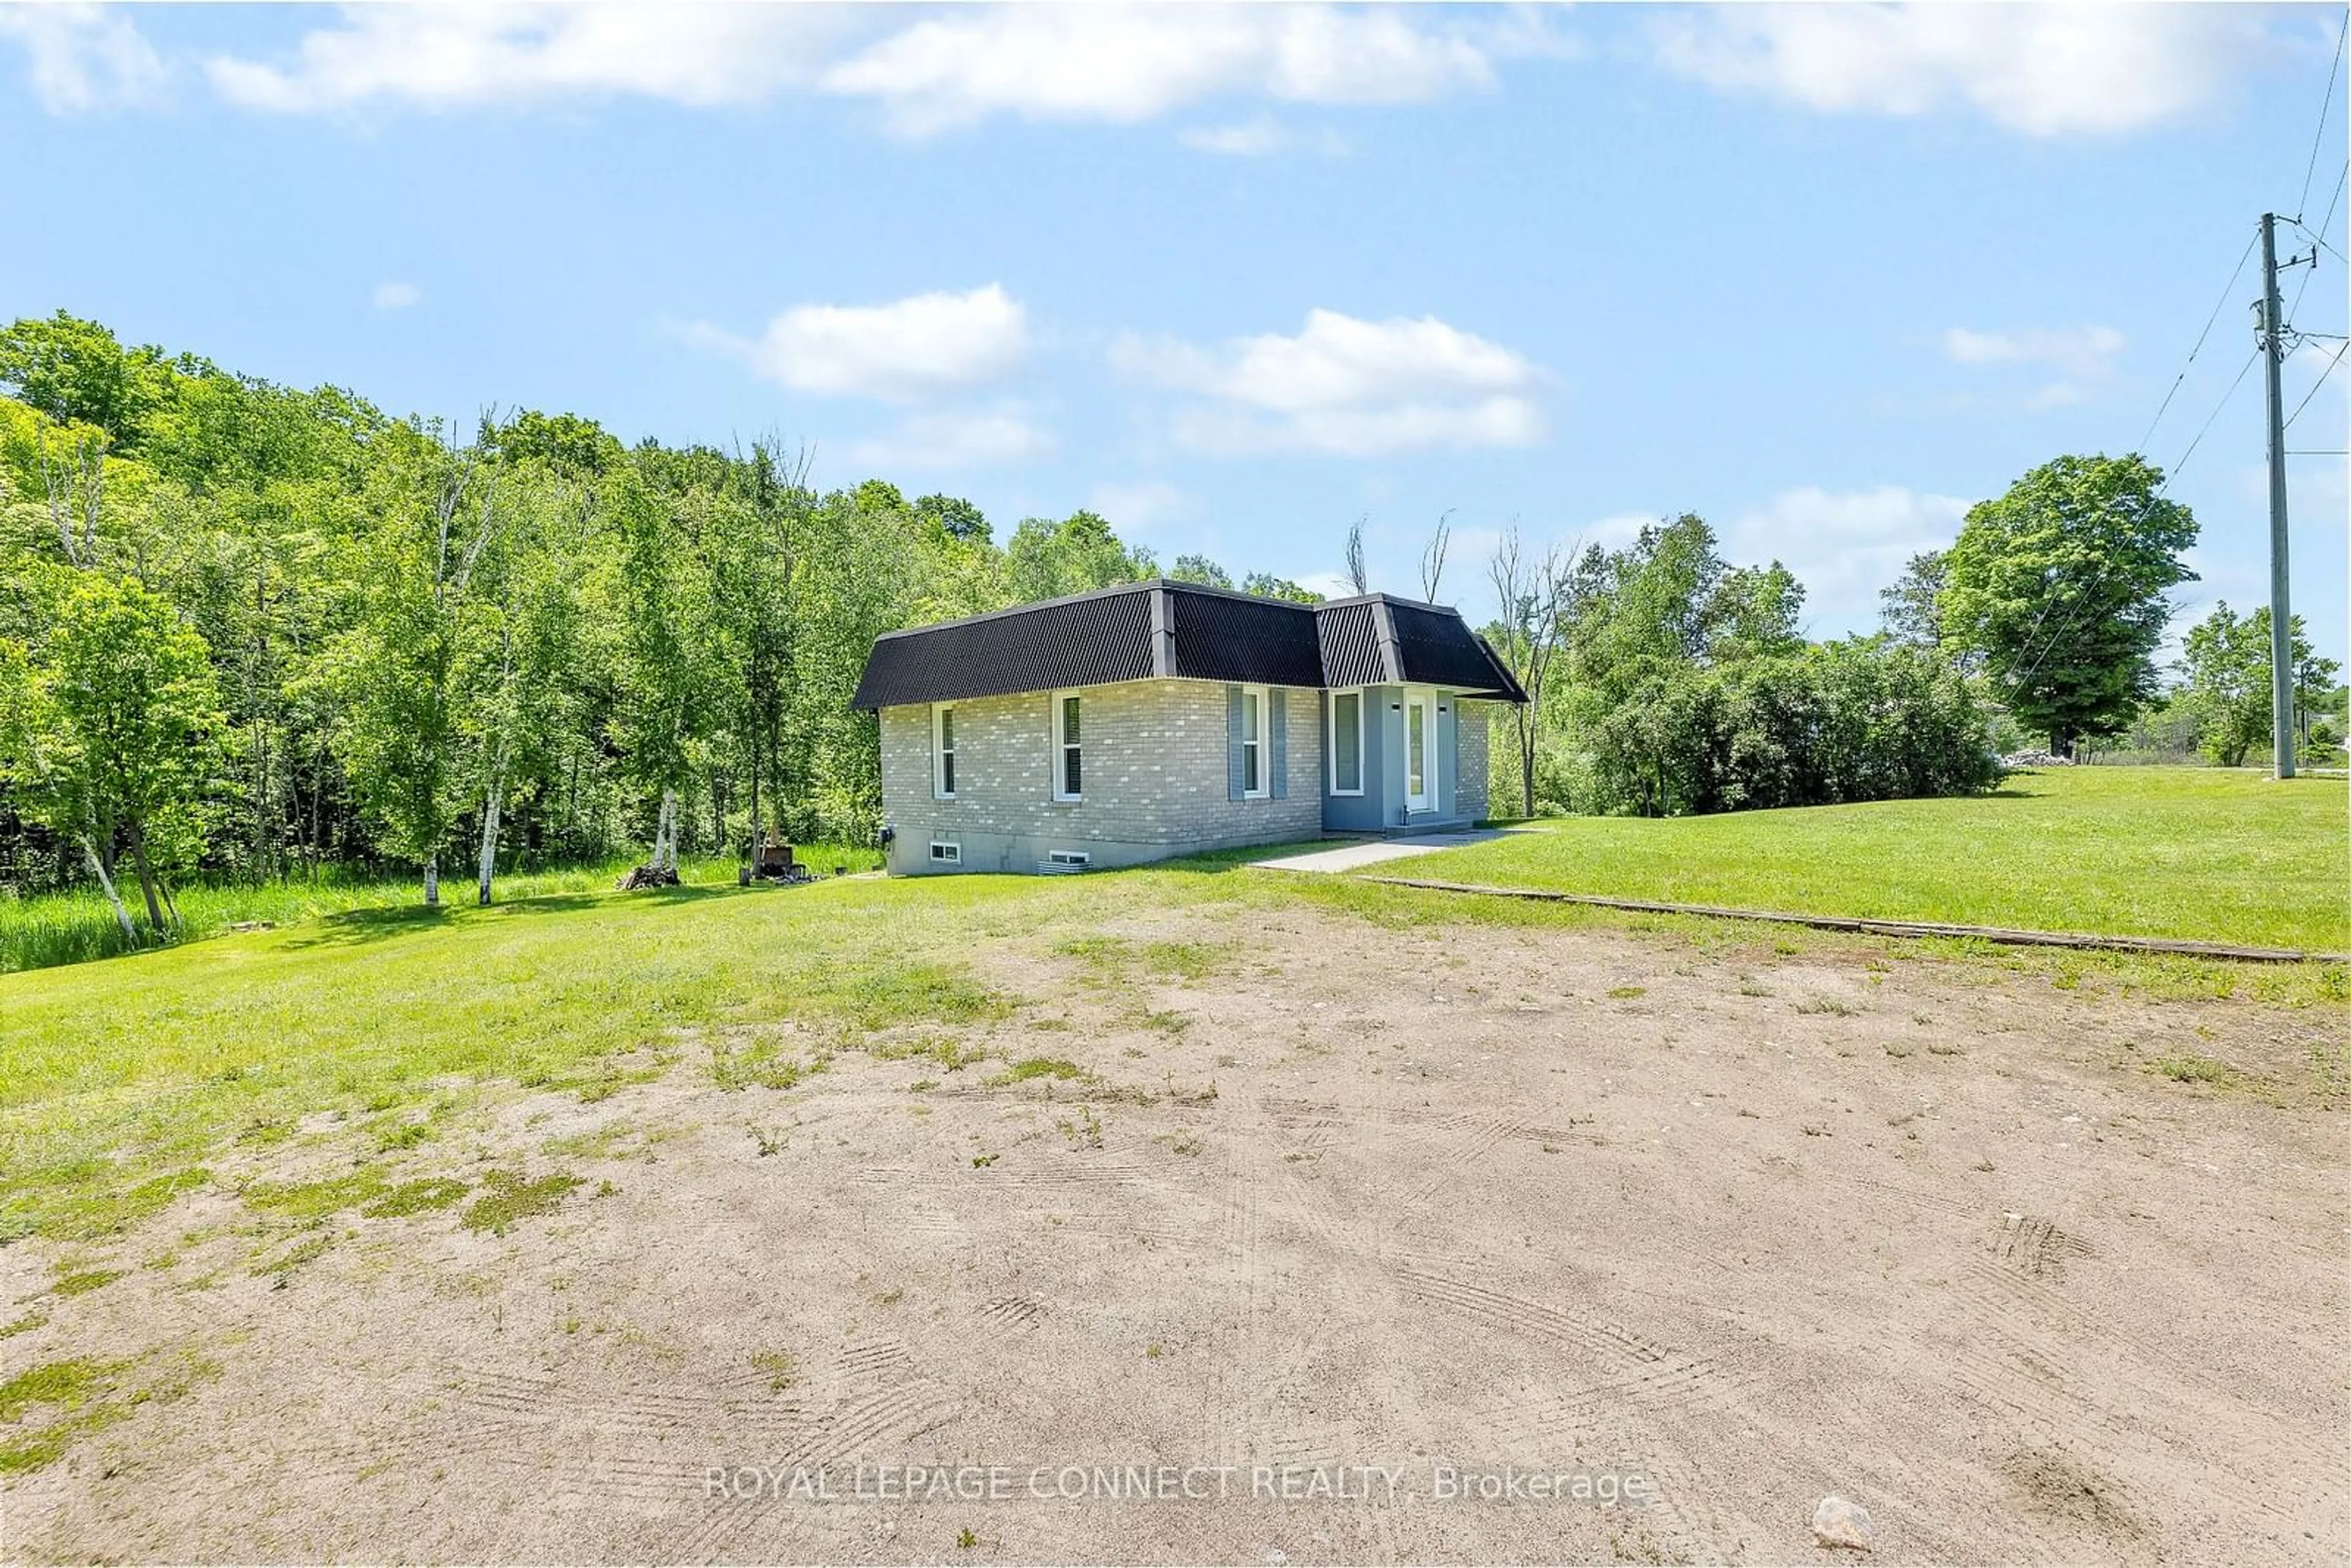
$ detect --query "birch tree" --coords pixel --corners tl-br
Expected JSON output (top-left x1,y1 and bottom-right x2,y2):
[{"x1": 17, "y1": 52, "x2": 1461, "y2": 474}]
[
  {"x1": 1487, "y1": 523, "x2": 1574, "y2": 816},
  {"x1": 0, "y1": 569, "x2": 223, "y2": 936},
  {"x1": 607, "y1": 466, "x2": 718, "y2": 876},
  {"x1": 326, "y1": 421, "x2": 501, "y2": 905}
]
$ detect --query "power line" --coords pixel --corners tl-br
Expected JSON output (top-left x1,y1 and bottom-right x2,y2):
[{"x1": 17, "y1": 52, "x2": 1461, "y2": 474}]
[
  {"x1": 2017, "y1": 334, "x2": 2268, "y2": 689},
  {"x1": 2137, "y1": 229, "x2": 2259, "y2": 454},
  {"x1": 2284, "y1": 338, "x2": 2350, "y2": 429},
  {"x1": 2294, "y1": 222, "x2": 2349, "y2": 266},
  {"x1": 2017, "y1": 28, "x2": 2347, "y2": 732},
  {"x1": 2296, "y1": 9, "x2": 2349, "y2": 220},
  {"x1": 2289, "y1": 164, "x2": 2347, "y2": 321},
  {"x1": 2170, "y1": 348, "x2": 2261, "y2": 481}
]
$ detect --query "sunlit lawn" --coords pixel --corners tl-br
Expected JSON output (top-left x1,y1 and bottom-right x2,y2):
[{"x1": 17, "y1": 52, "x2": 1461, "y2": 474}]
[
  {"x1": 4, "y1": 789, "x2": 2341, "y2": 1256},
  {"x1": 0, "y1": 847, "x2": 880, "y2": 976},
  {"x1": 0, "y1": 860, "x2": 1217, "y2": 1245},
  {"x1": 1419, "y1": 767, "x2": 2349, "y2": 952}
]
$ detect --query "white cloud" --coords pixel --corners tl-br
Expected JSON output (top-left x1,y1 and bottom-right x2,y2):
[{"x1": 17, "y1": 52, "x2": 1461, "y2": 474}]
[
  {"x1": 1945, "y1": 324, "x2": 2128, "y2": 411},
  {"x1": 1653, "y1": 4, "x2": 2263, "y2": 136},
  {"x1": 840, "y1": 405, "x2": 1055, "y2": 471},
  {"x1": 692, "y1": 285, "x2": 1029, "y2": 404},
  {"x1": 1168, "y1": 398, "x2": 1542, "y2": 459},
  {"x1": 1723, "y1": 484, "x2": 1972, "y2": 634},
  {"x1": 819, "y1": 4, "x2": 1499, "y2": 135},
  {"x1": 205, "y1": 4, "x2": 862, "y2": 113},
  {"x1": 1087, "y1": 480, "x2": 1192, "y2": 533},
  {"x1": 198, "y1": 3, "x2": 1535, "y2": 128},
  {"x1": 0, "y1": 2, "x2": 165, "y2": 111},
  {"x1": 1112, "y1": 307, "x2": 1546, "y2": 458},
  {"x1": 1293, "y1": 571, "x2": 1359, "y2": 601},
  {"x1": 1944, "y1": 325, "x2": 2127, "y2": 377},
  {"x1": 1177, "y1": 117, "x2": 1348, "y2": 158},
  {"x1": 2023, "y1": 382, "x2": 2090, "y2": 411},
  {"x1": 370, "y1": 281, "x2": 422, "y2": 311}
]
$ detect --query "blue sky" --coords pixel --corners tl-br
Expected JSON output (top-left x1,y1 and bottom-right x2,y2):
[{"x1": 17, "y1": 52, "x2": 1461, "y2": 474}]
[{"x1": 3, "y1": 3, "x2": 2345, "y2": 659}]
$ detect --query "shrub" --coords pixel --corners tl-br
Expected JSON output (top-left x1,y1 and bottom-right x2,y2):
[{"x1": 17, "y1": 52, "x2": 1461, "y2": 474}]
[{"x1": 1573, "y1": 637, "x2": 1998, "y2": 817}]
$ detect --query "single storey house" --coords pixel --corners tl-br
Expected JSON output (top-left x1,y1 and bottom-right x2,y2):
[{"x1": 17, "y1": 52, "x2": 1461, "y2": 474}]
[{"x1": 851, "y1": 578, "x2": 1527, "y2": 876}]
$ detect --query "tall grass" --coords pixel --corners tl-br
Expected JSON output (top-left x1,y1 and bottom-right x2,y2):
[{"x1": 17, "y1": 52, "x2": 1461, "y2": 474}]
[{"x1": 0, "y1": 846, "x2": 882, "y2": 976}]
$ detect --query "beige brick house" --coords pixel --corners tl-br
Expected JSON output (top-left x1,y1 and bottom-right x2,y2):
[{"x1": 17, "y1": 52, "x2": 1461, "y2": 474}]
[{"x1": 853, "y1": 579, "x2": 1525, "y2": 876}]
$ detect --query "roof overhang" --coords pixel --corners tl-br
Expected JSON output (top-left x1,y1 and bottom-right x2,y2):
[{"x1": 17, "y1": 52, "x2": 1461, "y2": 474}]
[{"x1": 852, "y1": 579, "x2": 1528, "y2": 709}]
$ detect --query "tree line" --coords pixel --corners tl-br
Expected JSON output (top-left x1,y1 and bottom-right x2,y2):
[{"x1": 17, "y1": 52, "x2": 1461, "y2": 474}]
[
  {"x1": 3, "y1": 311, "x2": 2325, "y2": 932},
  {"x1": 1475, "y1": 449, "x2": 2337, "y2": 817},
  {"x1": 0, "y1": 312, "x2": 1319, "y2": 929}
]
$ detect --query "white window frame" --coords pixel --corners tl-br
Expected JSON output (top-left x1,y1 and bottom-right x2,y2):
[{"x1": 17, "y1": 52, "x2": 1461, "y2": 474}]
[
  {"x1": 1240, "y1": 685, "x2": 1270, "y2": 800},
  {"x1": 931, "y1": 703, "x2": 956, "y2": 800},
  {"x1": 1327, "y1": 688, "x2": 1365, "y2": 797},
  {"x1": 1051, "y1": 690, "x2": 1083, "y2": 803},
  {"x1": 929, "y1": 840, "x2": 961, "y2": 865}
]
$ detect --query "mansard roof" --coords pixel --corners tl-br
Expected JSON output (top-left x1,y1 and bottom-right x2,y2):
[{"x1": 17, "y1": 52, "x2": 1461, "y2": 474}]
[{"x1": 850, "y1": 579, "x2": 1527, "y2": 710}]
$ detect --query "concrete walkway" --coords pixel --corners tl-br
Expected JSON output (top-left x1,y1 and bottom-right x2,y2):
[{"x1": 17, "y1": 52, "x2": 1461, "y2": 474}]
[{"x1": 1249, "y1": 830, "x2": 1509, "y2": 874}]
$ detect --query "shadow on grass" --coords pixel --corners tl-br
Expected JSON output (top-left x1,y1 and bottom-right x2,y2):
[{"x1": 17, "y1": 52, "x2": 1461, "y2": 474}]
[{"x1": 274, "y1": 882, "x2": 748, "y2": 952}]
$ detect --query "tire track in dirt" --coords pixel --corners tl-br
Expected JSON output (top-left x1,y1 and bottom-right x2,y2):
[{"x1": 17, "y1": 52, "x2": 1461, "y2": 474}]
[
  {"x1": 1392, "y1": 1270, "x2": 1676, "y2": 1366},
  {"x1": 656, "y1": 1329, "x2": 966, "y2": 1564},
  {"x1": 290, "y1": 1360, "x2": 806, "y2": 1487},
  {"x1": 1213, "y1": 1125, "x2": 1270, "y2": 1466},
  {"x1": 1812, "y1": 1167, "x2": 1983, "y2": 1221},
  {"x1": 1385, "y1": 1259, "x2": 1764, "y2": 1562},
  {"x1": 1988, "y1": 1213, "x2": 2096, "y2": 1279},
  {"x1": 293, "y1": 1414, "x2": 553, "y2": 1482},
  {"x1": 1212, "y1": 1087, "x2": 1445, "y2": 1476},
  {"x1": 1926, "y1": 1261, "x2": 2313, "y2": 1541},
  {"x1": 848, "y1": 1160, "x2": 1158, "y2": 1191},
  {"x1": 977, "y1": 1295, "x2": 1045, "y2": 1330},
  {"x1": 1398, "y1": 1116, "x2": 1526, "y2": 1209},
  {"x1": 1259, "y1": 1095, "x2": 1347, "y2": 1155}
]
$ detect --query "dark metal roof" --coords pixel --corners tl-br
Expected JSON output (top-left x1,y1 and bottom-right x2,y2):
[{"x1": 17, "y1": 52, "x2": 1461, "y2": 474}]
[
  {"x1": 1387, "y1": 601, "x2": 1529, "y2": 700},
  {"x1": 1315, "y1": 600, "x2": 1388, "y2": 689},
  {"x1": 850, "y1": 582, "x2": 1155, "y2": 708},
  {"x1": 1168, "y1": 587, "x2": 1325, "y2": 686},
  {"x1": 852, "y1": 579, "x2": 1525, "y2": 708}
]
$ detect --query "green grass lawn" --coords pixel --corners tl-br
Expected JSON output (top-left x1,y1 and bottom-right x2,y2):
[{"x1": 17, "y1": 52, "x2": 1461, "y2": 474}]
[
  {"x1": 1, "y1": 822, "x2": 2338, "y2": 1251},
  {"x1": 0, "y1": 861, "x2": 1195, "y2": 1246},
  {"x1": 1417, "y1": 767, "x2": 2349, "y2": 952},
  {"x1": 0, "y1": 846, "x2": 882, "y2": 976}
]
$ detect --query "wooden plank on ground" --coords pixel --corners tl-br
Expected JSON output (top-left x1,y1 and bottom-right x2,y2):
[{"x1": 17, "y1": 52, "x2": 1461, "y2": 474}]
[{"x1": 1348, "y1": 876, "x2": 2349, "y2": 966}]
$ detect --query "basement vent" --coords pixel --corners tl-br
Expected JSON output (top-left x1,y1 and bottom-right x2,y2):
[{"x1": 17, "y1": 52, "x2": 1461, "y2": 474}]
[
  {"x1": 1038, "y1": 849, "x2": 1090, "y2": 874},
  {"x1": 929, "y1": 841, "x2": 961, "y2": 865}
]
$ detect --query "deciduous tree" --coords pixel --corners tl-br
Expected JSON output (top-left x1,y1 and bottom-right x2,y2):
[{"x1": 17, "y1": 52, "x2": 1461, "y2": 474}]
[
  {"x1": 0, "y1": 568, "x2": 224, "y2": 933},
  {"x1": 1940, "y1": 455, "x2": 2196, "y2": 756}
]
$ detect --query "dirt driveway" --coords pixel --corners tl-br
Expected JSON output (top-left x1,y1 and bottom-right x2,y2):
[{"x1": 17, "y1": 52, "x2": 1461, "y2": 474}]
[{"x1": 4, "y1": 902, "x2": 2343, "y2": 1564}]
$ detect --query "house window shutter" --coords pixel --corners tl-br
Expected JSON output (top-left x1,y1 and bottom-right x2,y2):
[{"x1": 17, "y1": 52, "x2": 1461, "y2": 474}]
[
  {"x1": 1226, "y1": 685, "x2": 1245, "y2": 800},
  {"x1": 1270, "y1": 689, "x2": 1288, "y2": 799}
]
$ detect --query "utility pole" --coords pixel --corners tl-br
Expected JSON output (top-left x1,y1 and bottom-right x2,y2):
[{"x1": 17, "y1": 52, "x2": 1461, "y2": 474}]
[{"x1": 2258, "y1": 212, "x2": 2297, "y2": 780}]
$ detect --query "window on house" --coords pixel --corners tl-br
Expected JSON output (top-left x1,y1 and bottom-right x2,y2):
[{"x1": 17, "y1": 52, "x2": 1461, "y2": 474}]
[
  {"x1": 1052, "y1": 692, "x2": 1082, "y2": 801},
  {"x1": 1407, "y1": 695, "x2": 1429, "y2": 807},
  {"x1": 929, "y1": 841, "x2": 961, "y2": 865},
  {"x1": 932, "y1": 704, "x2": 956, "y2": 799},
  {"x1": 1329, "y1": 690, "x2": 1363, "y2": 795},
  {"x1": 1241, "y1": 686, "x2": 1267, "y2": 798}
]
